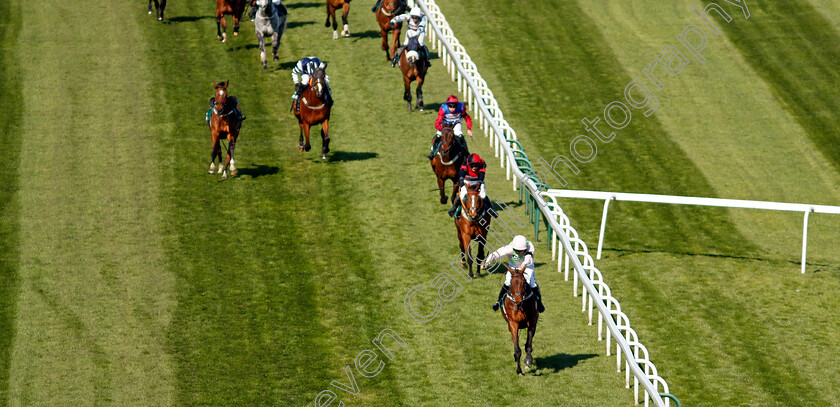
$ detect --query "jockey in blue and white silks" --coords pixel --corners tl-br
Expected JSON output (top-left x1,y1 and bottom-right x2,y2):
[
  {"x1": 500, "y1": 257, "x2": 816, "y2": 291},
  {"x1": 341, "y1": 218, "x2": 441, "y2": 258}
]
[
  {"x1": 483, "y1": 235, "x2": 545, "y2": 313},
  {"x1": 389, "y1": 7, "x2": 430, "y2": 67},
  {"x1": 291, "y1": 56, "x2": 330, "y2": 100}
]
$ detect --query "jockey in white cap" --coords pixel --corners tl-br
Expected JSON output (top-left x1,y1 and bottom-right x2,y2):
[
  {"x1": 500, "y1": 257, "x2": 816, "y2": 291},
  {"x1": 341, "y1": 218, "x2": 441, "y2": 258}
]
[
  {"x1": 389, "y1": 6, "x2": 430, "y2": 67},
  {"x1": 483, "y1": 235, "x2": 545, "y2": 313},
  {"x1": 291, "y1": 56, "x2": 330, "y2": 101}
]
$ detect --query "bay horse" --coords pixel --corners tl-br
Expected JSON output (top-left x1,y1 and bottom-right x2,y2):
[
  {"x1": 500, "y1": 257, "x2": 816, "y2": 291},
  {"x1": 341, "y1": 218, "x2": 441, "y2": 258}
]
[
  {"x1": 147, "y1": 0, "x2": 166, "y2": 21},
  {"x1": 430, "y1": 125, "x2": 466, "y2": 204},
  {"x1": 375, "y1": 0, "x2": 405, "y2": 60},
  {"x1": 454, "y1": 181, "x2": 491, "y2": 278},
  {"x1": 253, "y1": 0, "x2": 288, "y2": 69},
  {"x1": 501, "y1": 263, "x2": 539, "y2": 376},
  {"x1": 292, "y1": 68, "x2": 332, "y2": 159},
  {"x1": 325, "y1": 0, "x2": 351, "y2": 39},
  {"x1": 399, "y1": 36, "x2": 427, "y2": 111},
  {"x1": 208, "y1": 81, "x2": 242, "y2": 180},
  {"x1": 216, "y1": 0, "x2": 248, "y2": 42}
]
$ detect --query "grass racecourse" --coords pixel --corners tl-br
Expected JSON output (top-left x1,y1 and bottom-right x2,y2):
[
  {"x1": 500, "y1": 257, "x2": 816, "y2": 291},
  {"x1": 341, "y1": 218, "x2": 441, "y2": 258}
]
[{"x1": 1, "y1": 0, "x2": 839, "y2": 406}]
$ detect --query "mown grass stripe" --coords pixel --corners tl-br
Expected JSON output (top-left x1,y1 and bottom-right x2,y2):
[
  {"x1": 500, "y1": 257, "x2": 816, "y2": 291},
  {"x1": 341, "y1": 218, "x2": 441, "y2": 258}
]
[{"x1": 0, "y1": 0, "x2": 22, "y2": 405}]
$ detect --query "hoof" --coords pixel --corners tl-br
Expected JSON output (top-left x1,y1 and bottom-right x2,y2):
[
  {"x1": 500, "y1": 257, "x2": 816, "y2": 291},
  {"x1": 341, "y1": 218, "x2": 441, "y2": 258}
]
[
  {"x1": 157, "y1": 16, "x2": 163, "y2": 21},
  {"x1": 234, "y1": 32, "x2": 239, "y2": 36},
  {"x1": 333, "y1": 31, "x2": 339, "y2": 40},
  {"x1": 518, "y1": 372, "x2": 524, "y2": 376},
  {"x1": 298, "y1": 145, "x2": 304, "y2": 152},
  {"x1": 273, "y1": 55, "x2": 279, "y2": 61},
  {"x1": 440, "y1": 197, "x2": 447, "y2": 204},
  {"x1": 231, "y1": 169, "x2": 238, "y2": 176},
  {"x1": 321, "y1": 154, "x2": 328, "y2": 160},
  {"x1": 221, "y1": 173, "x2": 228, "y2": 180},
  {"x1": 148, "y1": 10, "x2": 153, "y2": 14},
  {"x1": 304, "y1": 144, "x2": 312, "y2": 152},
  {"x1": 262, "y1": 62, "x2": 267, "y2": 69},
  {"x1": 343, "y1": 31, "x2": 351, "y2": 37}
]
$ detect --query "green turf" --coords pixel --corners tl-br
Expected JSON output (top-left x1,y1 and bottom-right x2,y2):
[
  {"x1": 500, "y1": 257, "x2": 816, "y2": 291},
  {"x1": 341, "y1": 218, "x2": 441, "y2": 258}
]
[{"x1": 0, "y1": 1, "x2": 22, "y2": 405}]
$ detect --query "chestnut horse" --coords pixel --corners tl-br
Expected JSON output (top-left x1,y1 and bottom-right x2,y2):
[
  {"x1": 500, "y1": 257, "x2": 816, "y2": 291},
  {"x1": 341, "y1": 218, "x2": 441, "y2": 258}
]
[
  {"x1": 375, "y1": 0, "x2": 405, "y2": 60},
  {"x1": 325, "y1": 0, "x2": 351, "y2": 39},
  {"x1": 147, "y1": 0, "x2": 166, "y2": 21},
  {"x1": 216, "y1": 0, "x2": 248, "y2": 42},
  {"x1": 399, "y1": 36, "x2": 427, "y2": 111},
  {"x1": 430, "y1": 126, "x2": 467, "y2": 204},
  {"x1": 208, "y1": 81, "x2": 242, "y2": 179},
  {"x1": 292, "y1": 68, "x2": 332, "y2": 159},
  {"x1": 500, "y1": 263, "x2": 539, "y2": 376},
  {"x1": 454, "y1": 181, "x2": 491, "y2": 278}
]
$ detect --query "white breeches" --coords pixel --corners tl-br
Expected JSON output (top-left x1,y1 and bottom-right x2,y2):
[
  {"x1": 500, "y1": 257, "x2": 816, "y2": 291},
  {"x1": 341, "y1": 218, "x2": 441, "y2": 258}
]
[
  {"x1": 505, "y1": 267, "x2": 537, "y2": 288},
  {"x1": 436, "y1": 123, "x2": 462, "y2": 137},
  {"x1": 459, "y1": 182, "x2": 486, "y2": 201},
  {"x1": 403, "y1": 30, "x2": 425, "y2": 47}
]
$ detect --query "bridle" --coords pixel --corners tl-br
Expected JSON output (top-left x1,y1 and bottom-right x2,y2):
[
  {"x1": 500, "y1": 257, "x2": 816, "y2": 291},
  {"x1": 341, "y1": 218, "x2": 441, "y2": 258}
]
[
  {"x1": 212, "y1": 87, "x2": 230, "y2": 117},
  {"x1": 506, "y1": 272, "x2": 534, "y2": 312},
  {"x1": 380, "y1": 0, "x2": 401, "y2": 16},
  {"x1": 459, "y1": 187, "x2": 483, "y2": 222},
  {"x1": 302, "y1": 73, "x2": 328, "y2": 110},
  {"x1": 436, "y1": 129, "x2": 461, "y2": 165}
]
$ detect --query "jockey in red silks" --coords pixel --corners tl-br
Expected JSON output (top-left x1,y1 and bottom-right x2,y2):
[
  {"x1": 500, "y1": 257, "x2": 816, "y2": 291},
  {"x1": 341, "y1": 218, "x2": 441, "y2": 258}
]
[
  {"x1": 428, "y1": 95, "x2": 472, "y2": 160},
  {"x1": 449, "y1": 153, "x2": 497, "y2": 219}
]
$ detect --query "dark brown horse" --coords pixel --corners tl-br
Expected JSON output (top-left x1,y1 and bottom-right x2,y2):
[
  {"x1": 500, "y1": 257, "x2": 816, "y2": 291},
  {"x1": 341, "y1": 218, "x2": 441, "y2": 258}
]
[
  {"x1": 501, "y1": 264, "x2": 539, "y2": 376},
  {"x1": 208, "y1": 81, "x2": 242, "y2": 179},
  {"x1": 375, "y1": 0, "x2": 404, "y2": 60},
  {"x1": 399, "y1": 36, "x2": 427, "y2": 111},
  {"x1": 292, "y1": 68, "x2": 332, "y2": 159},
  {"x1": 216, "y1": 0, "x2": 248, "y2": 42},
  {"x1": 325, "y1": 0, "x2": 351, "y2": 39},
  {"x1": 147, "y1": 0, "x2": 166, "y2": 21},
  {"x1": 430, "y1": 126, "x2": 465, "y2": 204},
  {"x1": 454, "y1": 181, "x2": 491, "y2": 278}
]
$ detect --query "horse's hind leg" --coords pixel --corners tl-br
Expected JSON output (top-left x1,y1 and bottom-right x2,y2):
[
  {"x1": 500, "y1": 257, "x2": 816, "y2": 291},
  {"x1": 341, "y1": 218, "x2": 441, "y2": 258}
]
[
  {"x1": 271, "y1": 32, "x2": 280, "y2": 61},
  {"x1": 320, "y1": 120, "x2": 330, "y2": 159},
  {"x1": 415, "y1": 74, "x2": 425, "y2": 111},
  {"x1": 148, "y1": 0, "x2": 153, "y2": 14},
  {"x1": 341, "y1": 3, "x2": 350, "y2": 36},
  {"x1": 159, "y1": 0, "x2": 166, "y2": 20},
  {"x1": 209, "y1": 140, "x2": 221, "y2": 173},
  {"x1": 403, "y1": 75, "x2": 412, "y2": 112},
  {"x1": 511, "y1": 326, "x2": 523, "y2": 375},
  {"x1": 217, "y1": 15, "x2": 226, "y2": 42},
  {"x1": 325, "y1": 5, "x2": 332, "y2": 27},
  {"x1": 227, "y1": 136, "x2": 238, "y2": 176},
  {"x1": 233, "y1": 14, "x2": 241, "y2": 36},
  {"x1": 437, "y1": 177, "x2": 447, "y2": 204},
  {"x1": 524, "y1": 324, "x2": 536, "y2": 370}
]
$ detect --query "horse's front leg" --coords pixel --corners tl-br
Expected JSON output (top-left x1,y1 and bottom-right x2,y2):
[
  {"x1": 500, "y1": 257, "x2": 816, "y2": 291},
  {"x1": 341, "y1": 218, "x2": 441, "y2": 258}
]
[
  {"x1": 227, "y1": 135, "x2": 237, "y2": 176},
  {"x1": 510, "y1": 323, "x2": 523, "y2": 376},
  {"x1": 524, "y1": 322, "x2": 536, "y2": 370},
  {"x1": 320, "y1": 120, "x2": 330, "y2": 159},
  {"x1": 217, "y1": 14, "x2": 226, "y2": 42},
  {"x1": 380, "y1": 29, "x2": 389, "y2": 57},
  {"x1": 302, "y1": 123, "x2": 312, "y2": 152},
  {"x1": 403, "y1": 74, "x2": 412, "y2": 112},
  {"x1": 159, "y1": 0, "x2": 166, "y2": 20},
  {"x1": 257, "y1": 32, "x2": 267, "y2": 69},
  {"x1": 436, "y1": 177, "x2": 447, "y2": 205},
  {"x1": 271, "y1": 32, "x2": 280, "y2": 61},
  {"x1": 476, "y1": 235, "x2": 486, "y2": 276},
  {"x1": 390, "y1": 28, "x2": 401, "y2": 62},
  {"x1": 415, "y1": 74, "x2": 424, "y2": 111},
  {"x1": 233, "y1": 13, "x2": 241, "y2": 36},
  {"x1": 298, "y1": 123, "x2": 305, "y2": 152},
  {"x1": 341, "y1": 3, "x2": 350, "y2": 36},
  {"x1": 209, "y1": 138, "x2": 221, "y2": 173},
  {"x1": 148, "y1": 0, "x2": 153, "y2": 14}
]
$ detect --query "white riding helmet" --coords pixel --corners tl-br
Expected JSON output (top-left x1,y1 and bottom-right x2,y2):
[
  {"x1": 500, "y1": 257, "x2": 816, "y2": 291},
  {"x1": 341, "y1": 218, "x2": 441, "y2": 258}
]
[
  {"x1": 512, "y1": 235, "x2": 528, "y2": 251},
  {"x1": 409, "y1": 7, "x2": 422, "y2": 18}
]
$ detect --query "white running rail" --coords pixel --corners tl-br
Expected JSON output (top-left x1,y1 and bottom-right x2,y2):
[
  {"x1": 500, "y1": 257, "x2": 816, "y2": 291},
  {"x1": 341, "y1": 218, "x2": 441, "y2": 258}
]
[
  {"x1": 417, "y1": 1, "x2": 672, "y2": 405},
  {"x1": 545, "y1": 189, "x2": 840, "y2": 274}
]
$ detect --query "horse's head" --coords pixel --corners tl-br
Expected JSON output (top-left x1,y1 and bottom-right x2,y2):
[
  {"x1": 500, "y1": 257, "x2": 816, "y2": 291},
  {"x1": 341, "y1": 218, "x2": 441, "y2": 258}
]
[
  {"x1": 213, "y1": 80, "x2": 229, "y2": 112},
  {"x1": 505, "y1": 264, "x2": 528, "y2": 311},
  {"x1": 383, "y1": 0, "x2": 403, "y2": 15},
  {"x1": 462, "y1": 181, "x2": 484, "y2": 220},
  {"x1": 309, "y1": 67, "x2": 327, "y2": 99},
  {"x1": 438, "y1": 126, "x2": 456, "y2": 160},
  {"x1": 255, "y1": 0, "x2": 273, "y2": 14}
]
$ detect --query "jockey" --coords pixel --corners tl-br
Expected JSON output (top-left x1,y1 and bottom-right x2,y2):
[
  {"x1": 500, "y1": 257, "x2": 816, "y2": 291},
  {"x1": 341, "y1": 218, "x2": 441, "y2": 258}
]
[
  {"x1": 291, "y1": 56, "x2": 330, "y2": 101},
  {"x1": 429, "y1": 95, "x2": 472, "y2": 159},
  {"x1": 483, "y1": 235, "x2": 545, "y2": 313},
  {"x1": 249, "y1": 0, "x2": 287, "y2": 20},
  {"x1": 449, "y1": 153, "x2": 496, "y2": 219},
  {"x1": 389, "y1": 7, "x2": 431, "y2": 68}
]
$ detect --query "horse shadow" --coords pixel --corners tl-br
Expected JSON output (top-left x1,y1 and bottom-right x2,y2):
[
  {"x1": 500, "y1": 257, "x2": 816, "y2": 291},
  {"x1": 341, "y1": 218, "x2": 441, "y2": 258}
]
[
  {"x1": 327, "y1": 151, "x2": 378, "y2": 162},
  {"x1": 534, "y1": 353, "x2": 598, "y2": 374},
  {"x1": 425, "y1": 103, "x2": 442, "y2": 111},
  {"x1": 237, "y1": 164, "x2": 280, "y2": 178},
  {"x1": 351, "y1": 30, "x2": 383, "y2": 39},
  {"x1": 274, "y1": 61, "x2": 299, "y2": 71},
  {"x1": 166, "y1": 15, "x2": 214, "y2": 23},
  {"x1": 288, "y1": 21, "x2": 315, "y2": 29},
  {"x1": 285, "y1": 2, "x2": 322, "y2": 9}
]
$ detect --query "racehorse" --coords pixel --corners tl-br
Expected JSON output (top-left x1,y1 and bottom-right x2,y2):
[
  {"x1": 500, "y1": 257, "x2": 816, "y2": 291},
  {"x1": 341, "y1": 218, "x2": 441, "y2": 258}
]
[
  {"x1": 430, "y1": 125, "x2": 466, "y2": 204},
  {"x1": 454, "y1": 181, "x2": 491, "y2": 278},
  {"x1": 147, "y1": 0, "x2": 166, "y2": 21},
  {"x1": 375, "y1": 0, "x2": 405, "y2": 60},
  {"x1": 398, "y1": 36, "x2": 427, "y2": 111},
  {"x1": 208, "y1": 81, "x2": 242, "y2": 179},
  {"x1": 325, "y1": 0, "x2": 351, "y2": 39},
  {"x1": 292, "y1": 68, "x2": 332, "y2": 159},
  {"x1": 500, "y1": 263, "x2": 539, "y2": 376},
  {"x1": 216, "y1": 0, "x2": 248, "y2": 42},
  {"x1": 253, "y1": 0, "x2": 288, "y2": 69}
]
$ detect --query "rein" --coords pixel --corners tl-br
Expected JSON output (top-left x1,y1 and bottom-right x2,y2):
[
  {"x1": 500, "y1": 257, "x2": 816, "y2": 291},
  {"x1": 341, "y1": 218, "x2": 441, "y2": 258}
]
[
  {"x1": 301, "y1": 97, "x2": 326, "y2": 110},
  {"x1": 436, "y1": 150, "x2": 461, "y2": 166}
]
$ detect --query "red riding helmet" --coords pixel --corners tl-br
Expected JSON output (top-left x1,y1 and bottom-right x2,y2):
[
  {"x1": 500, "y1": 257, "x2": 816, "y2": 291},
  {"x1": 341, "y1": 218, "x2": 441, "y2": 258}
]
[
  {"x1": 445, "y1": 95, "x2": 459, "y2": 103},
  {"x1": 467, "y1": 153, "x2": 483, "y2": 167}
]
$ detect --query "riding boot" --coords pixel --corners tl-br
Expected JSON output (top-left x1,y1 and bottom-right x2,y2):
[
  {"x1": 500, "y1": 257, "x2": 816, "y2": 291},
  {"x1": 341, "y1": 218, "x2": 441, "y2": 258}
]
[
  {"x1": 371, "y1": 0, "x2": 381, "y2": 12},
  {"x1": 423, "y1": 46, "x2": 432, "y2": 67},
  {"x1": 455, "y1": 135, "x2": 469, "y2": 155},
  {"x1": 427, "y1": 135, "x2": 441, "y2": 159},
  {"x1": 492, "y1": 285, "x2": 507, "y2": 311},
  {"x1": 448, "y1": 201, "x2": 460, "y2": 218},
  {"x1": 391, "y1": 47, "x2": 404, "y2": 67},
  {"x1": 484, "y1": 197, "x2": 497, "y2": 218},
  {"x1": 533, "y1": 285, "x2": 545, "y2": 313}
]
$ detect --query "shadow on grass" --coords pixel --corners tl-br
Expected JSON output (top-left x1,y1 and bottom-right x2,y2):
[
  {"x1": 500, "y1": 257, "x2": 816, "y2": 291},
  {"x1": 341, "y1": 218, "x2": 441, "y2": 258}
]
[
  {"x1": 534, "y1": 353, "x2": 597, "y2": 373},
  {"x1": 351, "y1": 30, "x2": 382, "y2": 39},
  {"x1": 605, "y1": 247, "x2": 838, "y2": 270},
  {"x1": 275, "y1": 61, "x2": 298, "y2": 71},
  {"x1": 327, "y1": 151, "x2": 378, "y2": 162},
  {"x1": 238, "y1": 164, "x2": 280, "y2": 178},
  {"x1": 166, "y1": 15, "x2": 214, "y2": 23},
  {"x1": 286, "y1": 2, "x2": 322, "y2": 9},
  {"x1": 288, "y1": 21, "x2": 315, "y2": 29}
]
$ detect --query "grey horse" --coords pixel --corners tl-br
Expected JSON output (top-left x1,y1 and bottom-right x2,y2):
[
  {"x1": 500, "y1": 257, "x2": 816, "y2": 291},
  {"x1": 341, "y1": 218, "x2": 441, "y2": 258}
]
[{"x1": 254, "y1": 0, "x2": 288, "y2": 69}]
